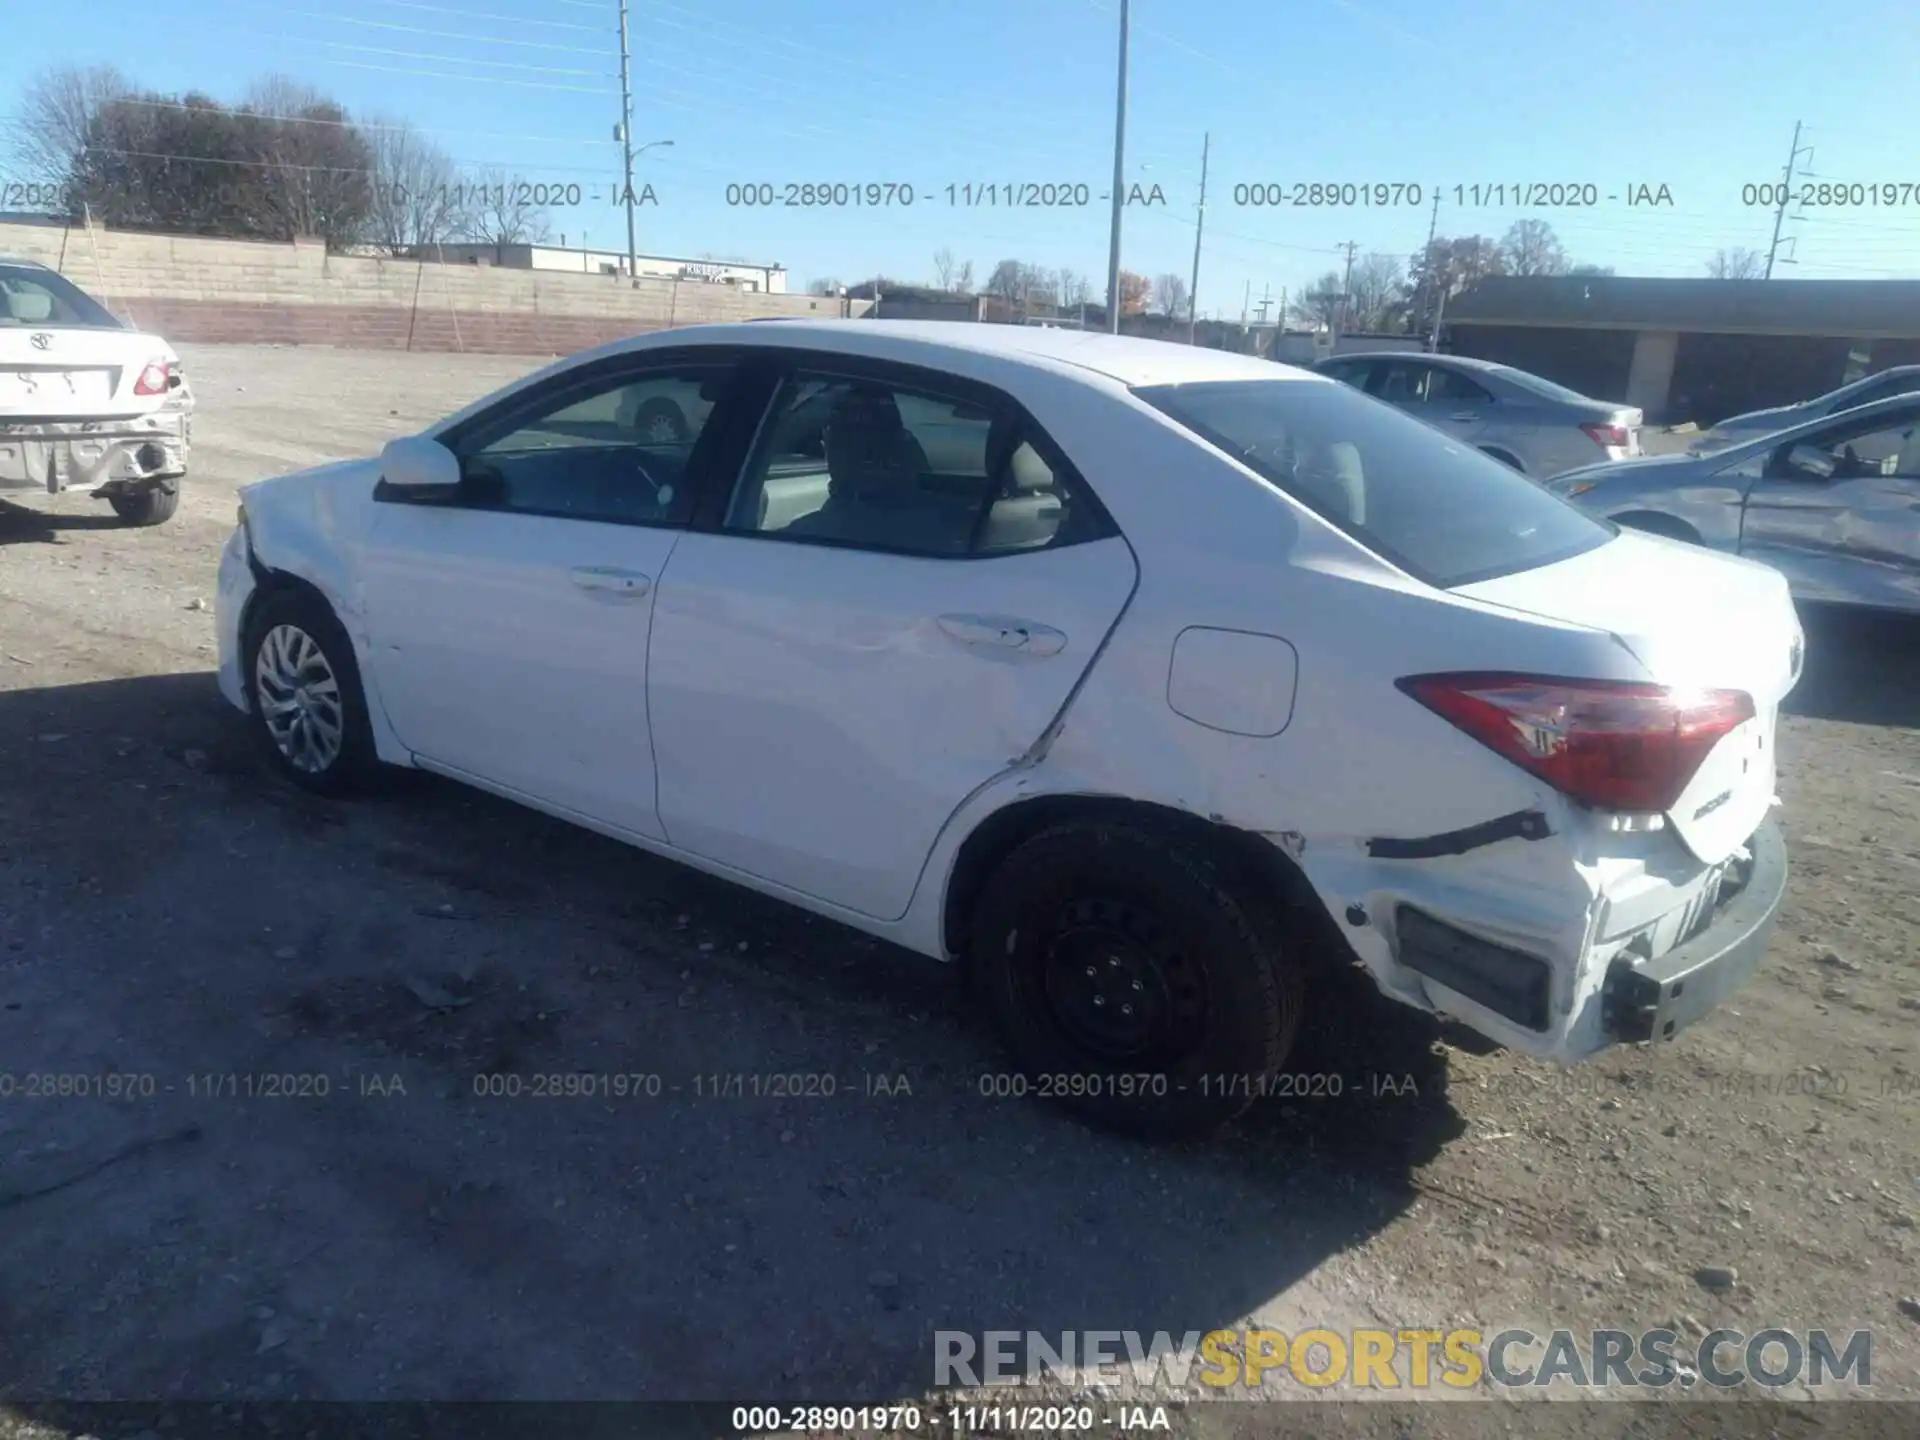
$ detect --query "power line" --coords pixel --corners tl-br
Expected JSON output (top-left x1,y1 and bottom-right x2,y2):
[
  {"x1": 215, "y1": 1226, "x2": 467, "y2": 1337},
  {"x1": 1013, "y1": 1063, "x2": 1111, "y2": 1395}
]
[
  {"x1": 363, "y1": 0, "x2": 607, "y2": 32},
  {"x1": 304, "y1": 38, "x2": 614, "y2": 79},
  {"x1": 276, "y1": 6, "x2": 617, "y2": 56},
  {"x1": 320, "y1": 58, "x2": 623, "y2": 94}
]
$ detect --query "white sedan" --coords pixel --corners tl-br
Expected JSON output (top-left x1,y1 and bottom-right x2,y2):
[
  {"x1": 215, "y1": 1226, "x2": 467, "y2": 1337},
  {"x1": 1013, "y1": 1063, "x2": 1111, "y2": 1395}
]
[
  {"x1": 215, "y1": 320, "x2": 1803, "y2": 1138},
  {"x1": 0, "y1": 258, "x2": 194, "y2": 525}
]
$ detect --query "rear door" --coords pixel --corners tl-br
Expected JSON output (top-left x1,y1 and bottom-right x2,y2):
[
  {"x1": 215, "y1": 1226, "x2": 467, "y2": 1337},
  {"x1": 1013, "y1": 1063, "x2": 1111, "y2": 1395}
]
[
  {"x1": 646, "y1": 354, "x2": 1138, "y2": 921},
  {"x1": 1373, "y1": 360, "x2": 1491, "y2": 448},
  {"x1": 1739, "y1": 402, "x2": 1920, "y2": 610}
]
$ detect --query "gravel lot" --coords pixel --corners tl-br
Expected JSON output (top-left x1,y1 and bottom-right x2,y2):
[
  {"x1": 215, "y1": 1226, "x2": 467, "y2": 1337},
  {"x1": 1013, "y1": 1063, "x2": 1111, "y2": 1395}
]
[{"x1": 3, "y1": 344, "x2": 1919, "y2": 1435}]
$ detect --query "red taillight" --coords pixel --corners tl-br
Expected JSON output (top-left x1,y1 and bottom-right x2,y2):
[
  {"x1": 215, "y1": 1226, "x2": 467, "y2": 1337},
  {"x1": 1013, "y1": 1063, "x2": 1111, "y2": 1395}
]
[
  {"x1": 1580, "y1": 421, "x2": 1631, "y2": 449},
  {"x1": 133, "y1": 359, "x2": 173, "y2": 396},
  {"x1": 1396, "y1": 673, "x2": 1755, "y2": 813}
]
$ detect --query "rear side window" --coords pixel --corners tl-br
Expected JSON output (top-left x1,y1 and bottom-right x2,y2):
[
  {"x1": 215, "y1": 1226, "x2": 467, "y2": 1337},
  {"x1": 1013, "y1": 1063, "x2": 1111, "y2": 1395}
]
[
  {"x1": 1136, "y1": 377, "x2": 1612, "y2": 588},
  {"x1": 724, "y1": 371, "x2": 1110, "y2": 558}
]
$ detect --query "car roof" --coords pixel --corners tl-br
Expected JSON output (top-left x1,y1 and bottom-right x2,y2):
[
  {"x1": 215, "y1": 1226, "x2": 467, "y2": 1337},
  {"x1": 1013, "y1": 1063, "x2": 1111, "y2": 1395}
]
[
  {"x1": 1316, "y1": 350, "x2": 1504, "y2": 372},
  {"x1": 627, "y1": 319, "x2": 1318, "y2": 389},
  {"x1": 0, "y1": 256, "x2": 54, "y2": 270}
]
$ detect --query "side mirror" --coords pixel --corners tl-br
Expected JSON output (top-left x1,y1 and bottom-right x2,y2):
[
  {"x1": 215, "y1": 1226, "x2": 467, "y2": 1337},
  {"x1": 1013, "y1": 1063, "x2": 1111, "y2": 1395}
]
[
  {"x1": 1783, "y1": 443, "x2": 1836, "y2": 480},
  {"x1": 378, "y1": 435, "x2": 461, "y2": 497}
]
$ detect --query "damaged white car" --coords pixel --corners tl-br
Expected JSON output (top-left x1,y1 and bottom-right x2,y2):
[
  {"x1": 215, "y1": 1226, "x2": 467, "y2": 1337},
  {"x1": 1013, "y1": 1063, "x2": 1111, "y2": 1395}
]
[
  {"x1": 0, "y1": 258, "x2": 193, "y2": 525},
  {"x1": 214, "y1": 321, "x2": 1801, "y2": 1138}
]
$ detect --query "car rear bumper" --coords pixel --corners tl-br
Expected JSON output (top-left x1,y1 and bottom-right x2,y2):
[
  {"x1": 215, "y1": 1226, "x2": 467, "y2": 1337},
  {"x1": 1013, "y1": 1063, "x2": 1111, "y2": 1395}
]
[
  {"x1": 1295, "y1": 809, "x2": 1787, "y2": 1063},
  {"x1": 1598, "y1": 815, "x2": 1787, "y2": 1044},
  {"x1": 0, "y1": 408, "x2": 191, "y2": 492}
]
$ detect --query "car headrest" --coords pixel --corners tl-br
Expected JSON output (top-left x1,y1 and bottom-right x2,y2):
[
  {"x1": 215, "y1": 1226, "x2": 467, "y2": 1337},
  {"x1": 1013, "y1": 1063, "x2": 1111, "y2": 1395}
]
[{"x1": 6, "y1": 289, "x2": 53, "y2": 323}]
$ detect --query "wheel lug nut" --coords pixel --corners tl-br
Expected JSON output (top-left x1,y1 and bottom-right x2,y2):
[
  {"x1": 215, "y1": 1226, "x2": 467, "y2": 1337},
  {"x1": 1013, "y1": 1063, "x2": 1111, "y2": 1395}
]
[
  {"x1": 1085, "y1": 966, "x2": 1097, "y2": 977},
  {"x1": 1093, "y1": 996, "x2": 1105, "y2": 1007}
]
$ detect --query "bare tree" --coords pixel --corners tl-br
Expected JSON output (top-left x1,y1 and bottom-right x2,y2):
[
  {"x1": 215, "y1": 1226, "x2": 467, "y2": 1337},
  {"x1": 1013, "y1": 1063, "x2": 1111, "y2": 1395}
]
[
  {"x1": 1706, "y1": 246, "x2": 1766, "y2": 279},
  {"x1": 807, "y1": 277, "x2": 843, "y2": 296},
  {"x1": 239, "y1": 76, "x2": 373, "y2": 247},
  {"x1": 1348, "y1": 252, "x2": 1407, "y2": 331},
  {"x1": 932, "y1": 246, "x2": 956, "y2": 290},
  {"x1": 359, "y1": 117, "x2": 464, "y2": 254},
  {"x1": 986, "y1": 258, "x2": 1026, "y2": 304},
  {"x1": 454, "y1": 166, "x2": 555, "y2": 253},
  {"x1": 953, "y1": 259, "x2": 974, "y2": 293},
  {"x1": 1153, "y1": 272, "x2": 1189, "y2": 316},
  {"x1": 1499, "y1": 218, "x2": 1570, "y2": 277},
  {"x1": 1056, "y1": 267, "x2": 1091, "y2": 308},
  {"x1": 1288, "y1": 271, "x2": 1347, "y2": 330},
  {"x1": 6, "y1": 64, "x2": 132, "y2": 196}
]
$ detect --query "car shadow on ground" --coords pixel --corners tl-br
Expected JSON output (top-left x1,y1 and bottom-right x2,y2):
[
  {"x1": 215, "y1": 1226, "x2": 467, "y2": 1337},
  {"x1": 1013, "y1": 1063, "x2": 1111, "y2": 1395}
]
[
  {"x1": 0, "y1": 496, "x2": 125, "y2": 544},
  {"x1": 0, "y1": 671, "x2": 1464, "y2": 1407},
  {"x1": 1784, "y1": 604, "x2": 1920, "y2": 729}
]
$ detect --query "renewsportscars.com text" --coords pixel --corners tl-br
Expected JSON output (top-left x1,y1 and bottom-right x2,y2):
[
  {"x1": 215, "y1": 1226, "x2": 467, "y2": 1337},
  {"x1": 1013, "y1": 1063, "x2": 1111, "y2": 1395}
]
[{"x1": 935, "y1": 1327, "x2": 1872, "y2": 1391}]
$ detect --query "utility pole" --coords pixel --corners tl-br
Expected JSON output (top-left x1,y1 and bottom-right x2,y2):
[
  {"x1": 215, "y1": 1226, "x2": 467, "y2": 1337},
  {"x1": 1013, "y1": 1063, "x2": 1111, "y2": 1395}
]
[
  {"x1": 1765, "y1": 120, "x2": 1811, "y2": 279},
  {"x1": 1241, "y1": 278, "x2": 1250, "y2": 329},
  {"x1": 1104, "y1": 0, "x2": 1131, "y2": 333},
  {"x1": 1187, "y1": 131, "x2": 1209, "y2": 345},
  {"x1": 1335, "y1": 240, "x2": 1359, "y2": 340},
  {"x1": 617, "y1": 0, "x2": 638, "y2": 286},
  {"x1": 1420, "y1": 189, "x2": 1441, "y2": 339}
]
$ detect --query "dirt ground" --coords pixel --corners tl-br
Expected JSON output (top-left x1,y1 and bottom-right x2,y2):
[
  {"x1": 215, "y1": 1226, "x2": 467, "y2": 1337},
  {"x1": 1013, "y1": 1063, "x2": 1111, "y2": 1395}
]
[{"x1": 3, "y1": 344, "x2": 1919, "y2": 1437}]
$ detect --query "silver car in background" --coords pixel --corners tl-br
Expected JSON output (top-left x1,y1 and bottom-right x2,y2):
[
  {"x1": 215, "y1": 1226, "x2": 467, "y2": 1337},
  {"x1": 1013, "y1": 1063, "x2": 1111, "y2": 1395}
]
[
  {"x1": 1688, "y1": 365, "x2": 1920, "y2": 456},
  {"x1": 1309, "y1": 351, "x2": 1643, "y2": 479},
  {"x1": 1548, "y1": 392, "x2": 1920, "y2": 615}
]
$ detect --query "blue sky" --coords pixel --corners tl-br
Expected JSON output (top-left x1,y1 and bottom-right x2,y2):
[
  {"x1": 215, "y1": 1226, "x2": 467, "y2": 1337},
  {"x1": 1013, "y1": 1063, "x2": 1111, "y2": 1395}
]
[{"x1": 8, "y1": 0, "x2": 1920, "y2": 310}]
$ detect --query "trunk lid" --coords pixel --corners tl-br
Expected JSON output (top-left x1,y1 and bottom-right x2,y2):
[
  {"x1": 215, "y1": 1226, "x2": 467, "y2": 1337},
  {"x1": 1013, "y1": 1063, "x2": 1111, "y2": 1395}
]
[
  {"x1": 0, "y1": 327, "x2": 170, "y2": 419},
  {"x1": 1455, "y1": 531, "x2": 1801, "y2": 864}
]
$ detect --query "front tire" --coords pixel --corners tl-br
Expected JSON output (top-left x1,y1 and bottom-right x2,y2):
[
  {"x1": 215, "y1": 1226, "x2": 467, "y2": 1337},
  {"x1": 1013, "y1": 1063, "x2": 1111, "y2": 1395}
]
[
  {"x1": 107, "y1": 481, "x2": 180, "y2": 526},
  {"x1": 242, "y1": 587, "x2": 382, "y2": 796},
  {"x1": 969, "y1": 823, "x2": 1304, "y2": 1140}
]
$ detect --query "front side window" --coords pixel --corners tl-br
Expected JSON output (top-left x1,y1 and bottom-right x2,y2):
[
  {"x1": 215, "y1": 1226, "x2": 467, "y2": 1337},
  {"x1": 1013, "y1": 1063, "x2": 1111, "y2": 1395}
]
[
  {"x1": 450, "y1": 367, "x2": 727, "y2": 525},
  {"x1": 725, "y1": 371, "x2": 1104, "y2": 557},
  {"x1": 1768, "y1": 409, "x2": 1920, "y2": 481},
  {"x1": 1137, "y1": 377, "x2": 1613, "y2": 588}
]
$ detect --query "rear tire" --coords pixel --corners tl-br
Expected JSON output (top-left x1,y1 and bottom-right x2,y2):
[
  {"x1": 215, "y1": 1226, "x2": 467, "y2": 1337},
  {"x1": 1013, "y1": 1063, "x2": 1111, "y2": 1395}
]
[
  {"x1": 968, "y1": 822, "x2": 1304, "y2": 1140},
  {"x1": 633, "y1": 398, "x2": 688, "y2": 444},
  {"x1": 107, "y1": 482, "x2": 180, "y2": 526},
  {"x1": 242, "y1": 586, "x2": 383, "y2": 796}
]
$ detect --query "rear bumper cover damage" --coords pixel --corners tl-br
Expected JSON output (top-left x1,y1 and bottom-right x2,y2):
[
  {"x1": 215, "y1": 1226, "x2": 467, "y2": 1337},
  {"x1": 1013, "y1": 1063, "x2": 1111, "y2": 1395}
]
[
  {"x1": 1599, "y1": 816, "x2": 1787, "y2": 1043},
  {"x1": 1293, "y1": 809, "x2": 1787, "y2": 1062},
  {"x1": 0, "y1": 407, "x2": 192, "y2": 492}
]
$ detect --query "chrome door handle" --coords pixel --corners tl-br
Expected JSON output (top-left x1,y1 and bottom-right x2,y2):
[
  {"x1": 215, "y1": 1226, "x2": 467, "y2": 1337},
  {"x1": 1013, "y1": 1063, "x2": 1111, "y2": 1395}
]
[
  {"x1": 570, "y1": 566, "x2": 651, "y2": 597},
  {"x1": 937, "y1": 614, "x2": 1067, "y2": 656},
  {"x1": 1447, "y1": 411, "x2": 1479, "y2": 422}
]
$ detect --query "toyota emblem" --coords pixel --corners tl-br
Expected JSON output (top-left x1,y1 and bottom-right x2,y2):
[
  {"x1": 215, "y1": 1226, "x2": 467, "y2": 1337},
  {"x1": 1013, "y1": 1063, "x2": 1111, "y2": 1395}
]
[{"x1": 29, "y1": 332, "x2": 53, "y2": 351}]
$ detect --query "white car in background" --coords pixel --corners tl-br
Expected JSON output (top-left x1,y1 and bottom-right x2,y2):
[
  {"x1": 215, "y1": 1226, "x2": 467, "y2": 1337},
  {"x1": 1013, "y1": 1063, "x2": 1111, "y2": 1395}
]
[
  {"x1": 0, "y1": 257, "x2": 193, "y2": 525},
  {"x1": 215, "y1": 322, "x2": 1801, "y2": 1139}
]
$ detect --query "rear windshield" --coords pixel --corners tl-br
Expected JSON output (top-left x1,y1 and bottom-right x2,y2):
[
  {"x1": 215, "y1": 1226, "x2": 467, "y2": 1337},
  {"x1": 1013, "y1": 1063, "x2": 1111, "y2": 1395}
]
[
  {"x1": 0, "y1": 265, "x2": 123, "y2": 329},
  {"x1": 1136, "y1": 377, "x2": 1613, "y2": 588}
]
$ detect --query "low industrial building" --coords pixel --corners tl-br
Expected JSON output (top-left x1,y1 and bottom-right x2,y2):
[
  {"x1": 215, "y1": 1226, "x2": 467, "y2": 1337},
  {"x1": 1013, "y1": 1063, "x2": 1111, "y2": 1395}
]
[
  {"x1": 426, "y1": 243, "x2": 787, "y2": 294},
  {"x1": 1442, "y1": 276, "x2": 1920, "y2": 426}
]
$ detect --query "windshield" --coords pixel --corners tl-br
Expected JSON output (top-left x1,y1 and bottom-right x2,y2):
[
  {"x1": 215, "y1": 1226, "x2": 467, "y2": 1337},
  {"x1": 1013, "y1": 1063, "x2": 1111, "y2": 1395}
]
[
  {"x1": 1137, "y1": 377, "x2": 1613, "y2": 588},
  {"x1": 0, "y1": 264, "x2": 124, "y2": 329},
  {"x1": 1490, "y1": 366, "x2": 1596, "y2": 406}
]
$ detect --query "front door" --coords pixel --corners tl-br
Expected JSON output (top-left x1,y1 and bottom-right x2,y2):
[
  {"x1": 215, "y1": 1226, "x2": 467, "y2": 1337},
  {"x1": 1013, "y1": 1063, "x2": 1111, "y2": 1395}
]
[
  {"x1": 647, "y1": 360, "x2": 1138, "y2": 920},
  {"x1": 360, "y1": 358, "x2": 738, "y2": 837},
  {"x1": 1740, "y1": 403, "x2": 1920, "y2": 610}
]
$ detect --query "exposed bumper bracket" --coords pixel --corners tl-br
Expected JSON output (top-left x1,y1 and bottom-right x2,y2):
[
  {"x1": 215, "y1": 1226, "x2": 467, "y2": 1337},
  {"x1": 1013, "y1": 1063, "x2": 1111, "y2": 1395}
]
[
  {"x1": 1602, "y1": 817, "x2": 1789, "y2": 1044},
  {"x1": 1367, "y1": 808, "x2": 1551, "y2": 860}
]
